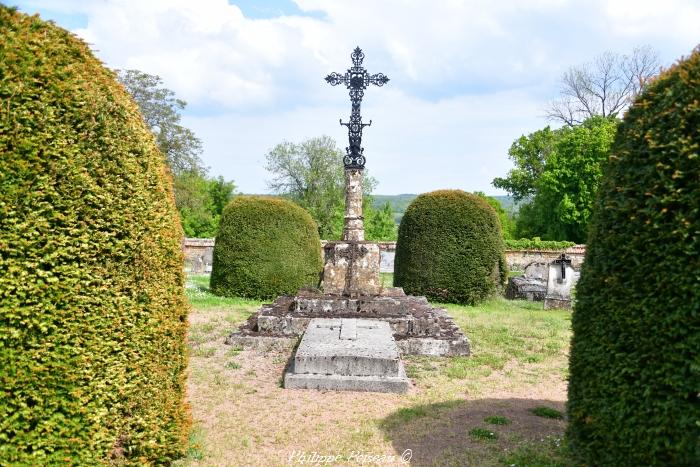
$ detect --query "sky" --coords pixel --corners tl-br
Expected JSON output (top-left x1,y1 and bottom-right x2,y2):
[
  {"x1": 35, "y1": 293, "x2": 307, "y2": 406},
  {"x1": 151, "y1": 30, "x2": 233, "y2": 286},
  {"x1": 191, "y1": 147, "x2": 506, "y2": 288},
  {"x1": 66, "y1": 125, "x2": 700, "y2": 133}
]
[{"x1": 13, "y1": 0, "x2": 700, "y2": 195}]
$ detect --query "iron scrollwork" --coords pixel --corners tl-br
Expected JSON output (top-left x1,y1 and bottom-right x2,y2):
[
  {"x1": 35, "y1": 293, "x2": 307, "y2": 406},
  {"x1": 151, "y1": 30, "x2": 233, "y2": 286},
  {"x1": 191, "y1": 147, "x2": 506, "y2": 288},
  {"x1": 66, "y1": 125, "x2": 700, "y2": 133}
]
[{"x1": 325, "y1": 47, "x2": 389, "y2": 169}]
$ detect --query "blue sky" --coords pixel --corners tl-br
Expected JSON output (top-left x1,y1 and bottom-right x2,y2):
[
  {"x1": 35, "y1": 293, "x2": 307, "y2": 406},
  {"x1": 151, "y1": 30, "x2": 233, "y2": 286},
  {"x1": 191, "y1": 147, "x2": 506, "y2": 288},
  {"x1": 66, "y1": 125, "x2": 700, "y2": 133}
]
[{"x1": 14, "y1": 0, "x2": 700, "y2": 195}]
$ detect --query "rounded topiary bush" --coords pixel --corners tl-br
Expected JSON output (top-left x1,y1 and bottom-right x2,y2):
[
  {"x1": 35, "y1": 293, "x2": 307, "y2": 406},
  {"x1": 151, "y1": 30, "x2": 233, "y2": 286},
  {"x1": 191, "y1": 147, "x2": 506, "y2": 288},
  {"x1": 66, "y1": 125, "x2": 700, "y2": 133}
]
[
  {"x1": 394, "y1": 190, "x2": 507, "y2": 304},
  {"x1": 210, "y1": 196, "x2": 323, "y2": 299},
  {"x1": 567, "y1": 48, "x2": 700, "y2": 466},
  {"x1": 0, "y1": 8, "x2": 189, "y2": 464}
]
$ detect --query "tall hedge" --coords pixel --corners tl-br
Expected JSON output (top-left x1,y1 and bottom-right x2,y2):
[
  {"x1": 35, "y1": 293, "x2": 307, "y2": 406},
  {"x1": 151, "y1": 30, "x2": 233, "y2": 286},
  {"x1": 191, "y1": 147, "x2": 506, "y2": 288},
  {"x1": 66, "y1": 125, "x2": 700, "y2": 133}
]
[
  {"x1": 394, "y1": 190, "x2": 507, "y2": 304},
  {"x1": 0, "y1": 8, "x2": 190, "y2": 464},
  {"x1": 567, "y1": 48, "x2": 700, "y2": 465},
  {"x1": 210, "y1": 196, "x2": 323, "y2": 299}
]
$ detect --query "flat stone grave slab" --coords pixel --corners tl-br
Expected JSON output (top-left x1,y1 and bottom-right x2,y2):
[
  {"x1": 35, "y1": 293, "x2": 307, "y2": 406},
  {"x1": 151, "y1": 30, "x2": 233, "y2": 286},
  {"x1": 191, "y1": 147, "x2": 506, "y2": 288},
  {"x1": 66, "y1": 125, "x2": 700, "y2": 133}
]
[{"x1": 284, "y1": 318, "x2": 410, "y2": 393}]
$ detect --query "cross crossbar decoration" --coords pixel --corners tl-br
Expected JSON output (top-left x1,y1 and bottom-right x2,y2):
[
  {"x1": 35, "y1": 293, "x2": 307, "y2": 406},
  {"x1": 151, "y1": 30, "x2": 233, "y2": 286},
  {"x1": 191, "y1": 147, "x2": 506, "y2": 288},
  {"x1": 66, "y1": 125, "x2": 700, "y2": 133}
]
[
  {"x1": 325, "y1": 47, "x2": 389, "y2": 169},
  {"x1": 553, "y1": 254, "x2": 572, "y2": 280}
]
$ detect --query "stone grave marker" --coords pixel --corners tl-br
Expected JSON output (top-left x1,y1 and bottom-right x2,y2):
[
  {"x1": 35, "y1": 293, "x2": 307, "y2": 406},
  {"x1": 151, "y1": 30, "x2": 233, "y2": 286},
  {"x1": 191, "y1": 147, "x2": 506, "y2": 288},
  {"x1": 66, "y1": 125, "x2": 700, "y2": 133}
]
[{"x1": 544, "y1": 254, "x2": 579, "y2": 309}]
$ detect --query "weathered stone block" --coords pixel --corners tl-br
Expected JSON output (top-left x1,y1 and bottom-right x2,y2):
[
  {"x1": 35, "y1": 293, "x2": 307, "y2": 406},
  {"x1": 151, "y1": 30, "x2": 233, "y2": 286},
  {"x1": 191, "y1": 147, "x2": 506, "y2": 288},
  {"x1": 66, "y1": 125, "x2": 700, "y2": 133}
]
[
  {"x1": 505, "y1": 276, "x2": 547, "y2": 301},
  {"x1": 284, "y1": 318, "x2": 410, "y2": 393},
  {"x1": 293, "y1": 319, "x2": 400, "y2": 377},
  {"x1": 322, "y1": 241, "x2": 381, "y2": 296}
]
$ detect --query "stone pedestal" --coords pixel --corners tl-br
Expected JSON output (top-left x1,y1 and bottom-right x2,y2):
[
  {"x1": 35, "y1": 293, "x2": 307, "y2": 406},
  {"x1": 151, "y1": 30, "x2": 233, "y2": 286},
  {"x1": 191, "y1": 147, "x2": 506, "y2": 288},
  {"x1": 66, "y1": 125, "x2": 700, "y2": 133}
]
[
  {"x1": 321, "y1": 168, "x2": 381, "y2": 296},
  {"x1": 322, "y1": 241, "x2": 381, "y2": 296}
]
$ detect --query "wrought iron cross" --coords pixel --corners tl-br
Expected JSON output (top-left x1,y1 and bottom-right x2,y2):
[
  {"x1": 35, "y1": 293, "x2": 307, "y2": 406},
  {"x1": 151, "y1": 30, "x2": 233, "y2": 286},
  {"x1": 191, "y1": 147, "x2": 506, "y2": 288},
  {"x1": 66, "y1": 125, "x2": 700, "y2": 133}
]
[
  {"x1": 325, "y1": 47, "x2": 389, "y2": 169},
  {"x1": 553, "y1": 254, "x2": 572, "y2": 280}
]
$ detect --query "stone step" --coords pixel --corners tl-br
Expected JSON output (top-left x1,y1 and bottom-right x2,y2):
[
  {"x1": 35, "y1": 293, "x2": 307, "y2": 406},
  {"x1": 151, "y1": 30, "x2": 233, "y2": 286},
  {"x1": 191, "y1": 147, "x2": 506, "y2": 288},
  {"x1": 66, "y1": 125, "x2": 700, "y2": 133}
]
[
  {"x1": 293, "y1": 318, "x2": 401, "y2": 377},
  {"x1": 284, "y1": 318, "x2": 410, "y2": 393}
]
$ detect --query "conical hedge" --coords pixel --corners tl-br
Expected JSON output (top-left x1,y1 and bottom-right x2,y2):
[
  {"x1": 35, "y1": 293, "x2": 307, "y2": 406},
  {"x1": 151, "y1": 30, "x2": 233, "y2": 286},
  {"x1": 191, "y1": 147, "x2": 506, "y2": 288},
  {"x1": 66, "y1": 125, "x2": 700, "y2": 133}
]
[
  {"x1": 0, "y1": 7, "x2": 190, "y2": 464},
  {"x1": 210, "y1": 196, "x2": 323, "y2": 299},
  {"x1": 567, "y1": 48, "x2": 700, "y2": 465},
  {"x1": 394, "y1": 190, "x2": 507, "y2": 304}
]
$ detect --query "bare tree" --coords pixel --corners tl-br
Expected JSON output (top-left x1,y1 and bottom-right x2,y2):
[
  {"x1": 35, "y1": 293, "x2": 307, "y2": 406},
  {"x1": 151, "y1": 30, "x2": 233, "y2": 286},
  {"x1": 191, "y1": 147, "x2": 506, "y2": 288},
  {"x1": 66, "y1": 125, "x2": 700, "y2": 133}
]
[{"x1": 547, "y1": 46, "x2": 660, "y2": 126}]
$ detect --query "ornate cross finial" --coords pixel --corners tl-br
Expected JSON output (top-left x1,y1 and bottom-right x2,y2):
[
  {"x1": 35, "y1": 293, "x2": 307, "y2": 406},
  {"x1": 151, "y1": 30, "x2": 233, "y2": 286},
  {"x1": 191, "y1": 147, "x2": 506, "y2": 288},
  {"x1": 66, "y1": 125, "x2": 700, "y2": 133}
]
[{"x1": 325, "y1": 47, "x2": 389, "y2": 169}]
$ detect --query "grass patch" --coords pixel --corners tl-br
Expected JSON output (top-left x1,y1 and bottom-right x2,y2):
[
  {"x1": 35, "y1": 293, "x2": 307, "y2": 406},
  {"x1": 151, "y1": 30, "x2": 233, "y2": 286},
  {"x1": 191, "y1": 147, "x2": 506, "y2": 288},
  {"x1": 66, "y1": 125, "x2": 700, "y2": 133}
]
[
  {"x1": 469, "y1": 427, "x2": 498, "y2": 440},
  {"x1": 225, "y1": 361, "x2": 241, "y2": 370},
  {"x1": 186, "y1": 274, "x2": 261, "y2": 310},
  {"x1": 500, "y1": 437, "x2": 567, "y2": 467},
  {"x1": 530, "y1": 406, "x2": 564, "y2": 419},
  {"x1": 394, "y1": 406, "x2": 428, "y2": 422},
  {"x1": 484, "y1": 415, "x2": 511, "y2": 425},
  {"x1": 192, "y1": 346, "x2": 216, "y2": 358},
  {"x1": 380, "y1": 272, "x2": 394, "y2": 287}
]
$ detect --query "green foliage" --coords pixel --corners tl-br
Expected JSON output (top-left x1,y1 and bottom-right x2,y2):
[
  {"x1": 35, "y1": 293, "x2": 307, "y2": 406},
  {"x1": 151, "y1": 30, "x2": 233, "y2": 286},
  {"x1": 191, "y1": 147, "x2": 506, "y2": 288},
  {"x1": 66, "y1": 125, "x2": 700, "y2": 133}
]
[
  {"x1": 265, "y1": 136, "x2": 379, "y2": 239},
  {"x1": 474, "y1": 192, "x2": 515, "y2": 239},
  {"x1": 175, "y1": 172, "x2": 235, "y2": 237},
  {"x1": 514, "y1": 117, "x2": 618, "y2": 242},
  {"x1": 504, "y1": 238, "x2": 576, "y2": 250},
  {"x1": 493, "y1": 126, "x2": 557, "y2": 201},
  {"x1": 530, "y1": 406, "x2": 563, "y2": 419},
  {"x1": 365, "y1": 201, "x2": 398, "y2": 241},
  {"x1": 210, "y1": 196, "x2": 323, "y2": 299},
  {"x1": 265, "y1": 136, "x2": 345, "y2": 239},
  {"x1": 0, "y1": 8, "x2": 189, "y2": 464},
  {"x1": 567, "y1": 48, "x2": 700, "y2": 466},
  {"x1": 394, "y1": 190, "x2": 507, "y2": 305}
]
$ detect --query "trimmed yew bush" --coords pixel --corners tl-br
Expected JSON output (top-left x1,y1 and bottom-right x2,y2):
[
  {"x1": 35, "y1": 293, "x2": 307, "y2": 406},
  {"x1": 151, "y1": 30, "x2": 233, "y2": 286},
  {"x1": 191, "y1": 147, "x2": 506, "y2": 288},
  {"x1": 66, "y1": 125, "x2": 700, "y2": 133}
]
[
  {"x1": 394, "y1": 190, "x2": 507, "y2": 304},
  {"x1": 0, "y1": 7, "x2": 190, "y2": 464},
  {"x1": 210, "y1": 196, "x2": 323, "y2": 299},
  {"x1": 567, "y1": 48, "x2": 700, "y2": 465}
]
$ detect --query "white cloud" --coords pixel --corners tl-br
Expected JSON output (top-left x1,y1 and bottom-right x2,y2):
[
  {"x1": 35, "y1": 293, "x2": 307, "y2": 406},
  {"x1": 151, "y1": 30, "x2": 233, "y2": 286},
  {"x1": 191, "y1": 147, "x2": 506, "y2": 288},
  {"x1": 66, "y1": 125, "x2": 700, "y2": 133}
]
[{"x1": 15, "y1": 0, "x2": 700, "y2": 194}]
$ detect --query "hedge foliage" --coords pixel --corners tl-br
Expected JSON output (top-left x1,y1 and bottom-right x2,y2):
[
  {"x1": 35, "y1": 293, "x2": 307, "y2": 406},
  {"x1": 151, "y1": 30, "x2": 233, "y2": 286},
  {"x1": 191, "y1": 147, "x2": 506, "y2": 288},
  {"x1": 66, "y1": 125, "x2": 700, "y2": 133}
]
[
  {"x1": 504, "y1": 238, "x2": 576, "y2": 250},
  {"x1": 567, "y1": 48, "x2": 700, "y2": 465},
  {"x1": 210, "y1": 196, "x2": 323, "y2": 299},
  {"x1": 394, "y1": 190, "x2": 507, "y2": 304},
  {"x1": 0, "y1": 8, "x2": 190, "y2": 464}
]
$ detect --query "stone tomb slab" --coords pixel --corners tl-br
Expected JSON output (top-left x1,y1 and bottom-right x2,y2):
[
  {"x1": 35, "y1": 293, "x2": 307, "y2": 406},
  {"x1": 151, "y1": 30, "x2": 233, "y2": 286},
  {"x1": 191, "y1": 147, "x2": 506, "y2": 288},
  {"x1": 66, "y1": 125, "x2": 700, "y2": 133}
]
[{"x1": 284, "y1": 318, "x2": 410, "y2": 393}]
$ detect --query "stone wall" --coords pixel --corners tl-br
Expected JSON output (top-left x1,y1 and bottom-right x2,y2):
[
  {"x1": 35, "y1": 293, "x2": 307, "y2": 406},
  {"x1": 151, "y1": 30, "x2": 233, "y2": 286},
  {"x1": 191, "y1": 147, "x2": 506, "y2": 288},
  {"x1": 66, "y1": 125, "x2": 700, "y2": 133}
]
[
  {"x1": 181, "y1": 238, "x2": 585, "y2": 274},
  {"x1": 505, "y1": 245, "x2": 586, "y2": 271}
]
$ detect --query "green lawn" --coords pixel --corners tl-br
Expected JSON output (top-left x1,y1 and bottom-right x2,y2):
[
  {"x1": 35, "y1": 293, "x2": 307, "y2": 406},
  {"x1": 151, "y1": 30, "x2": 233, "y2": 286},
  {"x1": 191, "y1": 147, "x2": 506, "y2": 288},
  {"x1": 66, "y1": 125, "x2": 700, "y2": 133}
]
[{"x1": 179, "y1": 274, "x2": 571, "y2": 466}]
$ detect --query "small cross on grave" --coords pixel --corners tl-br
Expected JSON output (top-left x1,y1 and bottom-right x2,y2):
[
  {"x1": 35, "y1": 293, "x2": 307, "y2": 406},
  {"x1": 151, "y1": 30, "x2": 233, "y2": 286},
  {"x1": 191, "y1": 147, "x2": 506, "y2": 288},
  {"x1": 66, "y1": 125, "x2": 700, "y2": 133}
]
[{"x1": 553, "y1": 253, "x2": 572, "y2": 281}]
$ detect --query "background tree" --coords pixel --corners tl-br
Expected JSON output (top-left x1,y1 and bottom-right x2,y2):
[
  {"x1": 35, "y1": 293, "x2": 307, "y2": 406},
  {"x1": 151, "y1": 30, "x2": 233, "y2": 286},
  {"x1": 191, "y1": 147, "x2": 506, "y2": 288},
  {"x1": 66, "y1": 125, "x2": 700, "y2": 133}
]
[
  {"x1": 118, "y1": 69, "x2": 235, "y2": 237},
  {"x1": 546, "y1": 46, "x2": 659, "y2": 126},
  {"x1": 265, "y1": 136, "x2": 388, "y2": 240},
  {"x1": 117, "y1": 69, "x2": 205, "y2": 175},
  {"x1": 474, "y1": 192, "x2": 515, "y2": 240},
  {"x1": 492, "y1": 126, "x2": 558, "y2": 201},
  {"x1": 515, "y1": 117, "x2": 618, "y2": 242},
  {"x1": 365, "y1": 202, "x2": 398, "y2": 241}
]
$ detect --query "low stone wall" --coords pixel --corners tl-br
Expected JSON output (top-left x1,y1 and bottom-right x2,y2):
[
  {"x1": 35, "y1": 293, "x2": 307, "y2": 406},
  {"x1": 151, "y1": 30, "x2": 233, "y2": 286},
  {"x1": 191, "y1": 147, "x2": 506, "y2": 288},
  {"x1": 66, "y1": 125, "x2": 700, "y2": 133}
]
[
  {"x1": 182, "y1": 238, "x2": 585, "y2": 275},
  {"x1": 505, "y1": 245, "x2": 586, "y2": 271}
]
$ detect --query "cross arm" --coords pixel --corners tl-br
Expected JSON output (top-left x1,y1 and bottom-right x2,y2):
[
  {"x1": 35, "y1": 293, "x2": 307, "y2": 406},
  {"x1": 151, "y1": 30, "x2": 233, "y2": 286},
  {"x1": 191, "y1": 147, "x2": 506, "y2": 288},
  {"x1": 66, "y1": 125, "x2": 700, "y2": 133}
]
[
  {"x1": 369, "y1": 73, "x2": 389, "y2": 86},
  {"x1": 325, "y1": 72, "x2": 348, "y2": 86}
]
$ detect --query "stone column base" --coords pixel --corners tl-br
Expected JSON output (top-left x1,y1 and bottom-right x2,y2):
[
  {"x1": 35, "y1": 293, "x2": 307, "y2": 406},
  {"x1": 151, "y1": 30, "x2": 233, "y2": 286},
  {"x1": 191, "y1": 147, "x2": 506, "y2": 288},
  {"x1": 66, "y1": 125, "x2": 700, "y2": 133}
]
[{"x1": 322, "y1": 241, "x2": 381, "y2": 296}]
